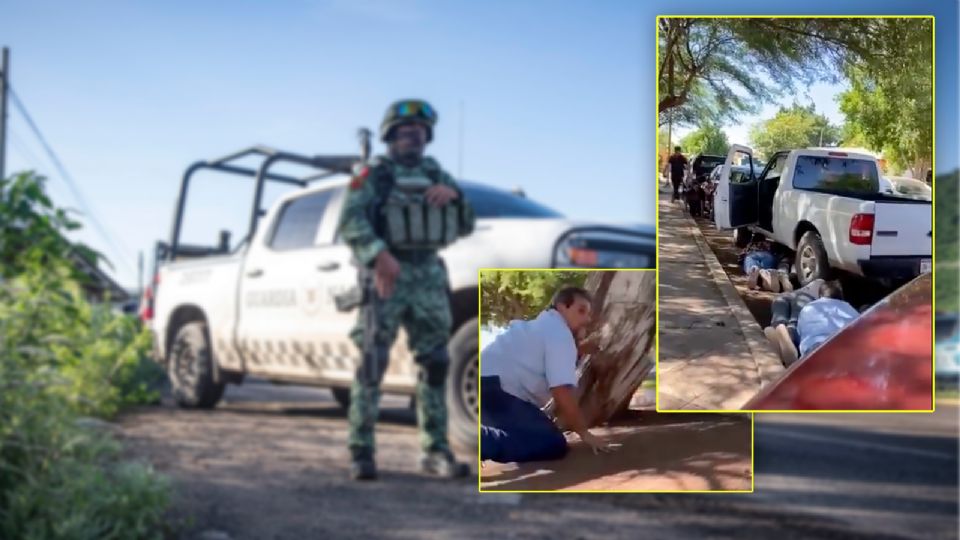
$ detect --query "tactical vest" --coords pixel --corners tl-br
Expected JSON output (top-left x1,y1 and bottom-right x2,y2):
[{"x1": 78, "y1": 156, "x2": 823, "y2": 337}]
[{"x1": 368, "y1": 159, "x2": 467, "y2": 251}]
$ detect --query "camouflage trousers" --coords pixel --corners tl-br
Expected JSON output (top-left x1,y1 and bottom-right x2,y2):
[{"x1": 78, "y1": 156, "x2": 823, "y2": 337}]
[{"x1": 347, "y1": 256, "x2": 453, "y2": 457}]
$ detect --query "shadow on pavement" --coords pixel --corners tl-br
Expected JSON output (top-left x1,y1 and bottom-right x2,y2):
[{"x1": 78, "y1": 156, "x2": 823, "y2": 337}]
[{"x1": 481, "y1": 413, "x2": 752, "y2": 492}]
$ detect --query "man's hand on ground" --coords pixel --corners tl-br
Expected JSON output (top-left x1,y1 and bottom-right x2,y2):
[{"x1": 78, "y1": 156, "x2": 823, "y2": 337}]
[{"x1": 578, "y1": 431, "x2": 617, "y2": 455}]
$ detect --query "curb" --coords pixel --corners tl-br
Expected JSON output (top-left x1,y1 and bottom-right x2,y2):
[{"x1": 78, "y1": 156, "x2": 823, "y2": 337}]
[{"x1": 667, "y1": 197, "x2": 786, "y2": 388}]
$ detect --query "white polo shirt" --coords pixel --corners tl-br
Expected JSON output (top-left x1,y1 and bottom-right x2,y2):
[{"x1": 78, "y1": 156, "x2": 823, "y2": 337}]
[
  {"x1": 480, "y1": 309, "x2": 578, "y2": 408},
  {"x1": 797, "y1": 298, "x2": 859, "y2": 357}
]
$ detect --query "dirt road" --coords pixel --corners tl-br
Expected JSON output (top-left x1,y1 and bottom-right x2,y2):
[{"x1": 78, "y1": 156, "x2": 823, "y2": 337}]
[
  {"x1": 117, "y1": 382, "x2": 719, "y2": 539},
  {"x1": 116, "y1": 381, "x2": 953, "y2": 539}
]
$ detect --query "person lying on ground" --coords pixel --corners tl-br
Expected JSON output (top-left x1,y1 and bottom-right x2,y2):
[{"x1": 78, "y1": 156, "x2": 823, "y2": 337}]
[
  {"x1": 739, "y1": 240, "x2": 793, "y2": 293},
  {"x1": 764, "y1": 280, "x2": 858, "y2": 366},
  {"x1": 479, "y1": 286, "x2": 615, "y2": 464}
]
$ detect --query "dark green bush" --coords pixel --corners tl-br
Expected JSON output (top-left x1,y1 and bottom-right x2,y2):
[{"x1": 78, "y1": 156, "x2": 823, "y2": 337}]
[{"x1": 1, "y1": 171, "x2": 170, "y2": 538}]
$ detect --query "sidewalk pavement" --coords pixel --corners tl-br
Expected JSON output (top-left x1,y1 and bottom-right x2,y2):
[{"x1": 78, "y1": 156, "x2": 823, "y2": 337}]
[{"x1": 657, "y1": 187, "x2": 784, "y2": 411}]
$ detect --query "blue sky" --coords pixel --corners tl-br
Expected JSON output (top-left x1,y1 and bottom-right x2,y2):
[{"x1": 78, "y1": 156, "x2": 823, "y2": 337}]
[{"x1": 2, "y1": 0, "x2": 957, "y2": 288}]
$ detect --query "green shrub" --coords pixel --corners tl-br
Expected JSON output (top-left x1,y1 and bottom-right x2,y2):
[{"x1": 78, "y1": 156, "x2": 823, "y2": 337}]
[{"x1": 1, "y1": 171, "x2": 170, "y2": 538}]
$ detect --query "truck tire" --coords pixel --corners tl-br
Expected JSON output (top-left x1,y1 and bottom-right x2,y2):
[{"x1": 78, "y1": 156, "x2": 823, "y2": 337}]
[
  {"x1": 331, "y1": 387, "x2": 351, "y2": 410},
  {"x1": 796, "y1": 231, "x2": 832, "y2": 286},
  {"x1": 734, "y1": 227, "x2": 752, "y2": 248},
  {"x1": 168, "y1": 321, "x2": 225, "y2": 409},
  {"x1": 447, "y1": 317, "x2": 479, "y2": 452}
]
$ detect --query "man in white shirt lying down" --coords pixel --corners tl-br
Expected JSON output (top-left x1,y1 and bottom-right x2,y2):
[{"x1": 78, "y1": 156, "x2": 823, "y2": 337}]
[{"x1": 480, "y1": 286, "x2": 613, "y2": 463}]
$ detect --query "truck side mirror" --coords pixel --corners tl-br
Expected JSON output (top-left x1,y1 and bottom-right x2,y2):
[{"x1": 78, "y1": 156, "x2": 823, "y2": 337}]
[{"x1": 218, "y1": 230, "x2": 231, "y2": 253}]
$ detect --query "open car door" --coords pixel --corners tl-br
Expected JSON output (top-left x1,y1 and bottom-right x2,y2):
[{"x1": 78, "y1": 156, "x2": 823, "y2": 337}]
[{"x1": 713, "y1": 144, "x2": 759, "y2": 230}]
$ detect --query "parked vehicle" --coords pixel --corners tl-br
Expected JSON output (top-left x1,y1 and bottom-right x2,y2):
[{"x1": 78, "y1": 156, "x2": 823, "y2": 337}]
[
  {"x1": 145, "y1": 146, "x2": 655, "y2": 449},
  {"x1": 713, "y1": 145, "x2": 932, "y2": 285},
  {"x1": 936, "y1": 313, "x2": 960, "y2": 386},
  {"x1": 685, "y1": 153, "x2": 726, "y2": 186}
]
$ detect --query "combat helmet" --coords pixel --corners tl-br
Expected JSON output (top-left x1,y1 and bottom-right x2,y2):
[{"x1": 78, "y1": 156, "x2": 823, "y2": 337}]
[{"x1": 380, "y1": 99, "x2": 438, "y2": 142}]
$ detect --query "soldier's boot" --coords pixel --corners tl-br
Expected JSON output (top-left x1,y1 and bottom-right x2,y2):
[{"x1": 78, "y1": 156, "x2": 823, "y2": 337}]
[
  {"x1": 350, "y1": 448, "x2": 378, "y2": 481},
  {"x1": 420, "y1": 448, "x2": 470, "y2": 478}
]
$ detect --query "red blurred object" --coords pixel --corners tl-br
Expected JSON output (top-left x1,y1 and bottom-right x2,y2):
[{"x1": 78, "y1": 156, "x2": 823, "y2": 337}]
[
  {"x1": 744, "y1": 272, "x2": 933, "y2": 410},
  {"x1": 849, "y1": 213, "x2": 875, "y2": 245},
  {"x1": 138, "y1": 273, "x2": 159, "y2": 323}
]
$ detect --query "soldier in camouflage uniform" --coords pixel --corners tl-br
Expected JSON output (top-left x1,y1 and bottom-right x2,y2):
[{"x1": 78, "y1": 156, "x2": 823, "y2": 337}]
[{"x1": 338, "y1": 99, "x2": 474, "y2": 481}]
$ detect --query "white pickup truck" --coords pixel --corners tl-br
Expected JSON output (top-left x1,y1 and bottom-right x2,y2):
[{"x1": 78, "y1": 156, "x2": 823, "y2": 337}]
[
  {"x1": 145, "y1": 146, "x2": 654, "y2": 449},
  {"x1": 713, "y1": 145, "x2": 932, "y2": 285}
]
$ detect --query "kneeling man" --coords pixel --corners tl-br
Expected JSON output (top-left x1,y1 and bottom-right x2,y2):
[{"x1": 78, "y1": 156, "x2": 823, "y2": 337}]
[{"x1": 480, "y1": 286, "x2": 612, "y2": 463}]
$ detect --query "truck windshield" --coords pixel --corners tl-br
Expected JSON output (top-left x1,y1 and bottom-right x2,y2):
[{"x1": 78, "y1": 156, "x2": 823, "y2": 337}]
[{"x1": 793, "y1": 156, "x2": 880, "y2": 195}]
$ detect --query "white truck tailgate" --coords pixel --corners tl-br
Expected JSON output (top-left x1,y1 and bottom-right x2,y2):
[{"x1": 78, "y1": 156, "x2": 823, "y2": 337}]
[{"x1": 871, "y1": 202, "x2": 932, "y2": 257}]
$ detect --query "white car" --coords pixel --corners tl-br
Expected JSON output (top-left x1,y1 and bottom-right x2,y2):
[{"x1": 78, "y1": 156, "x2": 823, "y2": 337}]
[
  {"x1": 146, "y1": 146, "x2": 654, "y2": 449},
  {"x1": 713, "y1": 145, "x2": 933, "y2": 285}
]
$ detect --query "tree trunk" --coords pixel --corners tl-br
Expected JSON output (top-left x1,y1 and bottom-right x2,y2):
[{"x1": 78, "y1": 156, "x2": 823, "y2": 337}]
[{"x1": 547, "y1": 271, "x2": 657, "y2": 428}]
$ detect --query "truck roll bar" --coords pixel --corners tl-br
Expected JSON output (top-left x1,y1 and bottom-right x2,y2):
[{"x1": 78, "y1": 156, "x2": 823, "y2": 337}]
[{"x1": 167, "y1": 145, "x2": 360, "y2": 260}]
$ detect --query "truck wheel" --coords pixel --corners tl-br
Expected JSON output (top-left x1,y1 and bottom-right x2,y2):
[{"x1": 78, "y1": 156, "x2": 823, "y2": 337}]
[
  {"x1": 331, "y1": 387, "x2": 351, "y2": 410},
  {"x1": 796, "y1": 231, "x2": 832, "y2": 286},
  {"x1": 168, "y1": 321, "x2": 225, "y2": 409},
  {"x1": 734, "y1": 227, "x2": 752, "y2": 248},
  {"x1": 447, "y1": 317, "x2": 478, "y2": 452}
]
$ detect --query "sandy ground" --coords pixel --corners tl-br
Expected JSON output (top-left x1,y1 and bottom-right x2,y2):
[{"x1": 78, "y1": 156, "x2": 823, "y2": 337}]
[
  {"x1": 480, "y1": 412, "x2": 752, "y2": 492},
  {"x1": 115, "y1": 383, "x2": 749, "y2": 539},
  {"x1": 113, "y1": 381, "x2": 956, "y2": 539}
]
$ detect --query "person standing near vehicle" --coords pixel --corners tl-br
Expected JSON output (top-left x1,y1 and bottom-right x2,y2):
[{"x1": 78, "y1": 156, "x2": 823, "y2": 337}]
[
  {"x1": 338, "y1": 99, "x2": 475, "y2": 481},
  {"x1": 662, "y1": 146, "x2": 689, "y2": 202}
]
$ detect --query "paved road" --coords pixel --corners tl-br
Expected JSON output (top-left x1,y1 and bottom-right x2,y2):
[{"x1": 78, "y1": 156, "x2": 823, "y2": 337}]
[
  {"x1": 120, "y1": 382, "x2": 959, "y2": 539},
  {"x1": 748, "y1": 404, "x2": 959, "y2": 539}
]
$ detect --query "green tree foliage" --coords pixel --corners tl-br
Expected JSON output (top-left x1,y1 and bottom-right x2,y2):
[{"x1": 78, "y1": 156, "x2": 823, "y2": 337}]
[
  {"x1": 838, "y1": 19, "x2": 933, "y2": 176},
  {"x1": 679, "y1": 122, "x2": 729, "y2": 155},
  {"x1": 1, "y1": 171, "x2": 170, "y2": 538},
  {"x1": 481, "y1": 271, "x2": 587, "y2": 327},
  {"x1": 748, "y1": 104, "x2": 840, "y2": 157},
  {"x1": 658, "y1": 17, "x2": 879, "y2": 127},
  {"x1": 936, "y1": 170, "x2": 959, "y2": 313}
]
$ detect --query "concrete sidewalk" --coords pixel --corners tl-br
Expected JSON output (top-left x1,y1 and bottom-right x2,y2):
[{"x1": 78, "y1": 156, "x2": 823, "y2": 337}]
[{"x1": 657, "y1": 187, "x2": 783, "y2": 411}]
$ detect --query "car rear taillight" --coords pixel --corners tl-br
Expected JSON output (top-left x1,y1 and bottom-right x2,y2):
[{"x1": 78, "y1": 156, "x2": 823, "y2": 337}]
[
  {"x1": 139, "y1": 272, "x2": 159, "y2": 323},
  {"x1": 849, "y1": 213, "x2": 875, "y2": 245},
  {"x1": 828, "y1": 151, "x2": 849, "y2": 157}
]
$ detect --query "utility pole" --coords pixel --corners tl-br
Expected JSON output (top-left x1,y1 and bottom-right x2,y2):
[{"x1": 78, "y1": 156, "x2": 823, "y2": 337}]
[{"x1": 0, "y1": 47, "x2": 9, "y2": 181}]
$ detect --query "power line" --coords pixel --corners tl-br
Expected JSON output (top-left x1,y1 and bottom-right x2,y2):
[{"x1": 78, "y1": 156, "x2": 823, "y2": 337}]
[
  {"x1": 7, "y1": 85, "x2": 137, "y2": 277},
  {"x1": 8, "y1": 126, "x2": 47, "y2": 173}
]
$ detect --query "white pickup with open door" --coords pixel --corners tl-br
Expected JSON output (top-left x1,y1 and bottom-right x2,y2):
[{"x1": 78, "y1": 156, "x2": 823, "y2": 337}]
[{"x1": 713, "y1": 144, "x2": 760, "y2": 230}]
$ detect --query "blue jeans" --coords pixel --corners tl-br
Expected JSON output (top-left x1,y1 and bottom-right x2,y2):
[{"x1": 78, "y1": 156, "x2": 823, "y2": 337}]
[
  {"x1": 770, "y1": 278, "x2": 824, "y2": 346},
  {"x1": 480, "y1": 376, "x2": 568, "y2": 463},
  {"x1": 743, "y1": 251, "x2": 778, "y2": 273}
]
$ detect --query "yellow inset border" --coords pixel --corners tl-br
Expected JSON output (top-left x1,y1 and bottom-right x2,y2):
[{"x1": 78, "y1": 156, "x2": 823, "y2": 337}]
[
  {"x1": 654, "y1": 14, "x2": 937, "y2": 414},
  {"x1": 475, "y1": 268, "x2": 755, "y2": 494}
]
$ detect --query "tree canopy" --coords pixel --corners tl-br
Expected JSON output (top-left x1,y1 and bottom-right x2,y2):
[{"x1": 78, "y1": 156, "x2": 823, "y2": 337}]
[
  {"x1": 658, "y1": 17, "x2": 880, "y2": 127},
  {"x1": 480, "y1": 271, "x2": 587, "y2": 327},
  {"x1": 837, "y1": 18, "x2": 933, "y2": 176},
  {"x1": 748, "y1": 104, "x2": 840, "y2": 158},
  {"x1": 679, "y1": 122, "x2": 729, "y2": 155}
]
